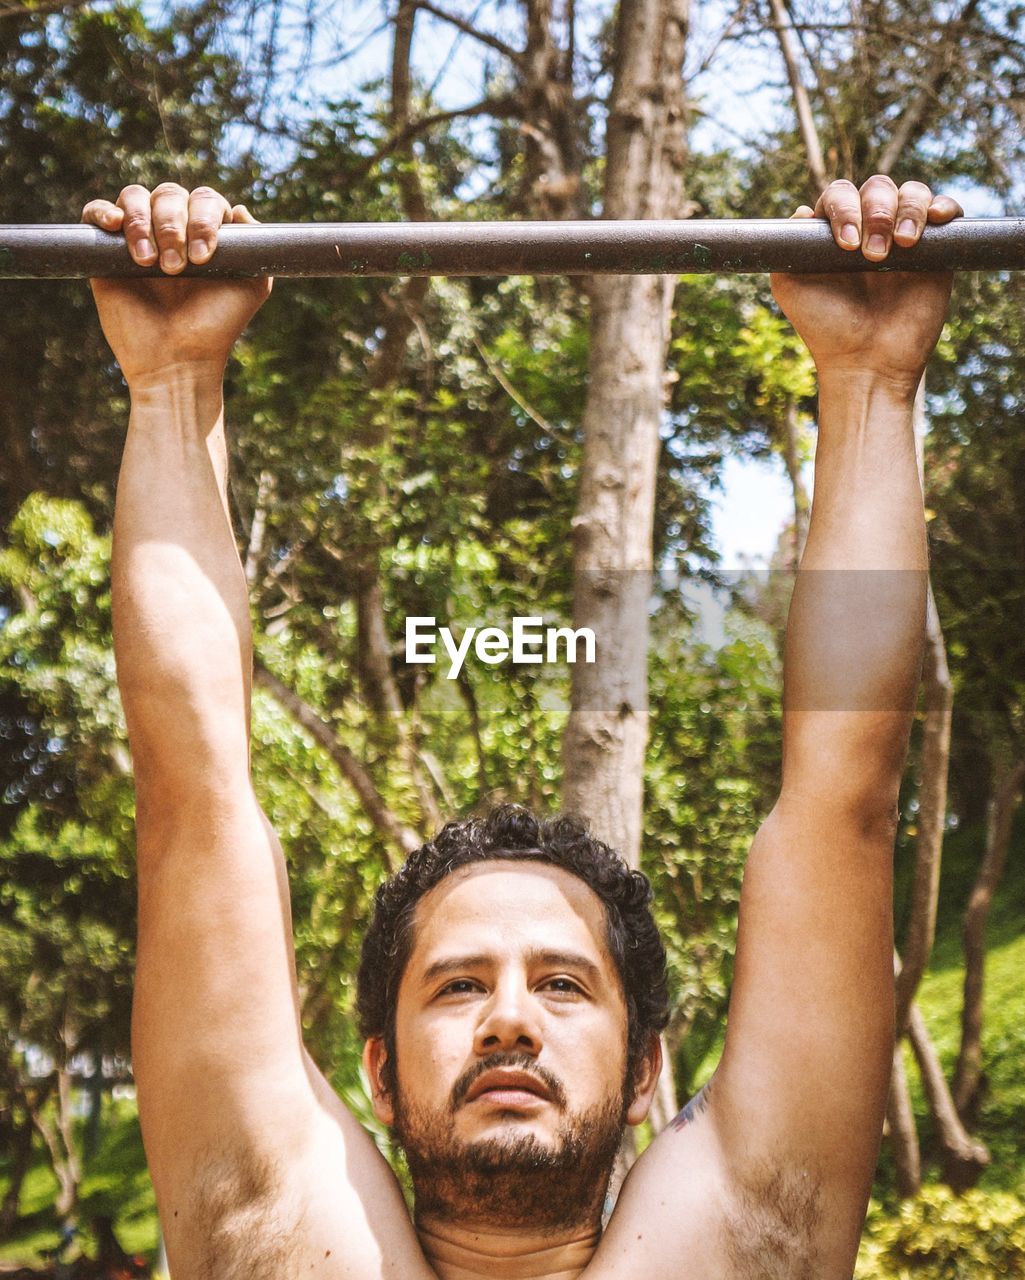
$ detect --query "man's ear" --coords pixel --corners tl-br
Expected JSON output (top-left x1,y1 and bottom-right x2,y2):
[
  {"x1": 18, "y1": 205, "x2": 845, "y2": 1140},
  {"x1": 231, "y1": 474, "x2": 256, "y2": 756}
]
[
  {"x1": 362, "y1": 1037, "x2": 395, "y2": 1126},
  {"x1": 625, "y1": 1033, "x2": 663, "y2": 1127}
]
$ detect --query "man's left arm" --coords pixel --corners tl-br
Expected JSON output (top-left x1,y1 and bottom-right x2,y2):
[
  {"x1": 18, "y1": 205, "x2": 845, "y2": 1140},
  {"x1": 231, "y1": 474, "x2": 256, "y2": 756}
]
[{"x1": 593, "y1": 176, "x2": 961, "y2": 1280}]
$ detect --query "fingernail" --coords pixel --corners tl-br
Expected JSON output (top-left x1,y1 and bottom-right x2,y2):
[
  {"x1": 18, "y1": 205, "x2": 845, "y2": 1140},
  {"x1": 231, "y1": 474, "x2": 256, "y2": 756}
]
[
  {"x1": 896, "y1": 219, "x2": 916, "y2": 239},
  {"x1": 841, "y1": 223, "x2": 860, "y2": 246},
  {"x1": 161, "y1": 249, "x2": 184, "y2": 271},
  {"x1": 867, "y1": 234, "x2": 886, "y2": 255},
  {"x1": 135, "y1": 239, "x2": 154, "y2": 260},
  {"x1": 189, "y1": 239, "x2": 211, "y2": 263}
]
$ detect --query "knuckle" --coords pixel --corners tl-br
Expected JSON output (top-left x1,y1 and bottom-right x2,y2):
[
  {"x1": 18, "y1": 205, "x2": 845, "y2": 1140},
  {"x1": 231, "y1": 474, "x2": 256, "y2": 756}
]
[
  {"x1": 118, "y1": 183, "x2": 149, "y2": 200},
  {"x1": 153, "y1": 216, "x2": 185, "y2": 241},
  {"x1": 826, "y1": 193, "x2": 859, "y2": 219},
  {"x1": 189, "y1": 184, "x2": 223, "y2": 201},
  {"x1": 152, "y1": 180, "x2": 188, "y2": 198},
  {"x1": 188, "y1": 216, "x2": 220, "y2": 238},
  {"x1": 864, "y1": 202, "x2": 896, "y2": 225},
  {"x1": 860, "y1": 173, "x2": 898, "y2": 193},
  {"x1": 122, "y1": 210, "x2": 150, "y2": 232}
]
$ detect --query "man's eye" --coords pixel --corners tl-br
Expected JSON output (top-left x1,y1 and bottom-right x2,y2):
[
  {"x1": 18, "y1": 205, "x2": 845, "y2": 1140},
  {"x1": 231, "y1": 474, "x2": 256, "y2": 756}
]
[
  {"x1": 439, "y1": 979, "x2": 481, "y2": 996},
  {"x1": 543, "y1": 977, "x2": 583, "y2": 994}
]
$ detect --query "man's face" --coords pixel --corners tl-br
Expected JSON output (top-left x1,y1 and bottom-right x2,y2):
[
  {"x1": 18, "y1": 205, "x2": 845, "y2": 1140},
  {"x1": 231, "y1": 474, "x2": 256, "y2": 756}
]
[{"x1": 365, "y1": 860, "x2": 655, "y2": 1229}]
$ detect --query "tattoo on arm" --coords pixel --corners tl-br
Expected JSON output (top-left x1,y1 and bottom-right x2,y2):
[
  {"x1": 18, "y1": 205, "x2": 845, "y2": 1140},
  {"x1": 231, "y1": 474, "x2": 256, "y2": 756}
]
[{"x1": 670, "y1": 1080, "x2": 713, "y2": 1133}]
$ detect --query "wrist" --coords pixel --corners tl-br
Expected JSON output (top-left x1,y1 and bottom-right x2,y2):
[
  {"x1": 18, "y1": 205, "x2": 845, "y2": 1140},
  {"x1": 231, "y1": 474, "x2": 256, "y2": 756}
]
[
  {"x1": 127, "y1": 359, "x2": 227, "y2": 402},
  {"x1": 815, "y1": 365, "x2": 922, "y2": 408}
]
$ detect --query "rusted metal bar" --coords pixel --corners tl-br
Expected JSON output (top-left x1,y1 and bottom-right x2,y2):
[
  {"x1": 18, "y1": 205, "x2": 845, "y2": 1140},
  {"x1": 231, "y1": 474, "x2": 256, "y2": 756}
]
[{"x1": 0, "y1": 218, "x2": 1022, "y2": 278}]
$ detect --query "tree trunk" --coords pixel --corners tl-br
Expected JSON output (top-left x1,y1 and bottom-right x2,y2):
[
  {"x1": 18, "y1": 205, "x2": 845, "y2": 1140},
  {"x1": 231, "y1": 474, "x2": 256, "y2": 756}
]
[
  {"x1": 520, "y1": 0, "x2": 583, "y2": 218},
  {"x1": 885, "y1": 1042, "x2": 921, "y2": 1198},
  {"x1": 0, "y1": 1112, "x2": 34, "y2": 1235},
  {"x1": 29, "y1": 1068, "x2": 81, "y2": 1218},
  {"x1": 561, "y1": 1, "x2": 689, "y2": 1184},
  {"x1": 906, "y1": 1002, "x2": 989, "y2": 1191},
  {"x1": 344, "y1": 0, "x2": 443, "y2": 836},
  {"x1": 894, "y1": 583, "x2": 951, "y2": 1033},
  {"x1": 953, "y1": 755, "x2": 1025, "y2": 1122},
  {"x1": 561, "y1": 0, "x2": 689, "y2": 873},
  {"x1": 894, "y1": 384, "x2": 952, "y2": 1034}
]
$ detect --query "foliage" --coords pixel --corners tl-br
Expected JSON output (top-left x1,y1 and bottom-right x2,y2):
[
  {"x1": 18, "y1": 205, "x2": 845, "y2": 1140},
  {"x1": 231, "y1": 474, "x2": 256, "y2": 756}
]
[
  {"x1": 0, "y1": 0, "x2": 254, "y2": 525},
  {"x1": 857, "y1": 1186, "x2": 1025, "y2": 1279}
]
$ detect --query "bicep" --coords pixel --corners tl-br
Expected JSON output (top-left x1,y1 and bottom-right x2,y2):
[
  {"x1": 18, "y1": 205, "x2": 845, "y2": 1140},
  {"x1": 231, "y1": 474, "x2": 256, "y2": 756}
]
[
  {"x1": 132, "y1": 782, "x2": 309, "y2": 1195},
  {"x1": 711, "y1": 796, "x2": 896, "y2": 1255}
]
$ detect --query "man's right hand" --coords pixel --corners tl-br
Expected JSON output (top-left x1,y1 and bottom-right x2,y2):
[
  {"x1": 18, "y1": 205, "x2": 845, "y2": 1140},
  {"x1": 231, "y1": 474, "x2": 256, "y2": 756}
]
[{"x1": 82, "y1": 183, "x2": 271, "y2": 386}]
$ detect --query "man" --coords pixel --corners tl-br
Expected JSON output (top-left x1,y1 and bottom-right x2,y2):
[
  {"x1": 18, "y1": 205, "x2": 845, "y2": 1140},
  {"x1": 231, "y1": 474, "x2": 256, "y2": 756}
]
[{"x1": 82, "y1": 174, "x2": 961, "y2": 1279}]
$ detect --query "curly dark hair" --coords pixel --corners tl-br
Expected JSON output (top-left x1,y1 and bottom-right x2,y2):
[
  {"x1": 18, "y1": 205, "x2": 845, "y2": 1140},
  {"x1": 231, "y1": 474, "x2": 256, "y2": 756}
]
[{"x1": 356, "y1": 803, "x2": 670, "y2": 1097}]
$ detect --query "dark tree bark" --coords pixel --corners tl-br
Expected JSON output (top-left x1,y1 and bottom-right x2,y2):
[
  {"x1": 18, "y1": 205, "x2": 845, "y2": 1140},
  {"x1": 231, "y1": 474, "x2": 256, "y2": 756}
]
[
  {"x1": 885, "y1": 1043, "x2": 921, "y2": 1198},
  {"x1": 953, "y1": 756, "x2": 1025, "y2": 1122},
  {"x1": 0, "y1": 1110, "x2": 34, "y2": 1234},
  {"x1": 907, "y1": 1002, "x2": 989, "y2": 1191},
  {"x1": 520, "y1": 0, "x2": 583, "y2": 217},
  {"x1": 894, "y1": 584, "x2": 952, "y2": 1034}
]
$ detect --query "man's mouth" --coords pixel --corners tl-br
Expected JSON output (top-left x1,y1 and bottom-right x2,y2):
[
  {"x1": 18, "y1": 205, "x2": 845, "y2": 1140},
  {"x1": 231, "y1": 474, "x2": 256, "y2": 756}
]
[{"x1": 465, "y1": 1069, "x2": 552, "y2": 1106}]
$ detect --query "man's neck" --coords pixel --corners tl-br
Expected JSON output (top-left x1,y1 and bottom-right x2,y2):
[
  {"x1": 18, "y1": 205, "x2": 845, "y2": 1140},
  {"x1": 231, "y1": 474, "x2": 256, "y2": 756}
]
[{"x1": 416, "y1": 1215, "x2": 602, "y2": 1280}]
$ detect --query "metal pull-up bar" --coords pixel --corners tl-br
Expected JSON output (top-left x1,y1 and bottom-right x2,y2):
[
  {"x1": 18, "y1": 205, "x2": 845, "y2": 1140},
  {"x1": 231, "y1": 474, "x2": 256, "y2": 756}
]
[{"x1": 1, "y1": 218, "x2": 1023, "y2": 278}]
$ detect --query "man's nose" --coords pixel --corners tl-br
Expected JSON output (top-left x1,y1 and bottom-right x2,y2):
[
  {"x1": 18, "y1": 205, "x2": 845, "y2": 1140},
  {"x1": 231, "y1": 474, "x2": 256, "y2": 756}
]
[{"x1": 473, "y1": 982, "x2": 543, "y2": 1056}]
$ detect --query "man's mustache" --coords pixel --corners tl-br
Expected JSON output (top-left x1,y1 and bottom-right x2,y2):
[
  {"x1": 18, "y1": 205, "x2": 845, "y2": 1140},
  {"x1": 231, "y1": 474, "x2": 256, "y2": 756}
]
[{"x1": 450, "y1": 1052, "x2": 568, "y2": 1111}]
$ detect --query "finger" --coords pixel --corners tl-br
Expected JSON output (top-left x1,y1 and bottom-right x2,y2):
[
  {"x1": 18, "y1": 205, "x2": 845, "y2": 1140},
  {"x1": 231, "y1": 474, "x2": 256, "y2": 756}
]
[
  {"x1": 859, "y1": 173, "x2": 899, "y2": 261},
  {"x1": 149, "y1": 181, "x2": 190, "y2": 275},
  {"x1": 927, "y1": 194, "x2": 965, "y2": 225},
  {"x1": 893, "y1": 181, "x2": 933, "y2": 247},
  {"x1": 790, "y1": 205, "x2": 815, "y2": 219},
  {"x1": 116, "y1": 184, "x2": 157, "y2": 266},
  {"x1": 186, "y1": 186, "x2": 232, "y2": 264},
  {"x1": 815, "y1": 179, "x2": 862, "y2": 250},
  {"x1": 81, "y1": 199, "x2": 124, "y2": 232},
  {"x1": 230, "y1": 203, "x2": 260, "y2": 225}
]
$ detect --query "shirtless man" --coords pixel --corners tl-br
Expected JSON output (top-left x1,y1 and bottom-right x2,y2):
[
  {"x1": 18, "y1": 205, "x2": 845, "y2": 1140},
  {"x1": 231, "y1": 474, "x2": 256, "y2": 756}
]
[{"x1": 82, "y1": 175, "x2": 961, "y2": 1279}]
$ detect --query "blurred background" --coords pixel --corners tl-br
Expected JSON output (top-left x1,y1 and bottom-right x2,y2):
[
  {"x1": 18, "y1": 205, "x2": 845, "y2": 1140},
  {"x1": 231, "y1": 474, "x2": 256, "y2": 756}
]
[{"x1": 1, "y1": 0, "x2": 1024, "y2": 1274}]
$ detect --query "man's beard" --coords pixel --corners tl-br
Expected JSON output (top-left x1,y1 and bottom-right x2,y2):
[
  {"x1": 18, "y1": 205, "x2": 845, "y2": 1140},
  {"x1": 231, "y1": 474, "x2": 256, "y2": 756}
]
[{"x1": 392, "y1": 1051, "x2": 629, "y2": 1233}]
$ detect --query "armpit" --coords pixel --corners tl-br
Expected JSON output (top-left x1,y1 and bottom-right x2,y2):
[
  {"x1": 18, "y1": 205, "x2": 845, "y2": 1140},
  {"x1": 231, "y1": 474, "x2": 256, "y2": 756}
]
[
  {"x1": 185, "y1": 1148, "x2": 306, "y2": 1280},
  {"x1": 722, "y1": 1163, "x2": 823, "y2": 1280}
]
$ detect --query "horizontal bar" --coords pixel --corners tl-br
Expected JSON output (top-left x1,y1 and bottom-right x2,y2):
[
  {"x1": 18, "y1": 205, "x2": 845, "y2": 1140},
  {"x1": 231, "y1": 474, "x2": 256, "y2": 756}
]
[{"x1": 0, "y1": 218, "x2": 1022, "y2": 278}]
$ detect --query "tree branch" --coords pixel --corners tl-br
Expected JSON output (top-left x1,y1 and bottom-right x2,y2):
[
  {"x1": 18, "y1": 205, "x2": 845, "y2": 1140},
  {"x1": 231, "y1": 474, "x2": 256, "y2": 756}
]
[
  {"x1": 876, "y1": 0, "x2": 982, "y2": 175},
  {"x1": 253, "y1": 662, "x2": 419, "y2": 862},
  {"x1": 359, "y1": 95, "x2": 522, "y2": 182},
  {"x1": 766, "y1": 0, "x2": 828, "y2": 193},
  {"x1": 413, "y1": 0, "x2": 523, "y2": 63}
]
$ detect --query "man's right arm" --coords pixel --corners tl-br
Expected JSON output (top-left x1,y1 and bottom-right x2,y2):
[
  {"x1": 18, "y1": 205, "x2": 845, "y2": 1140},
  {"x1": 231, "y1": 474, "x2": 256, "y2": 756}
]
[{"x1": 88, "y1": 184, "x2": 430, "y2": 1278}]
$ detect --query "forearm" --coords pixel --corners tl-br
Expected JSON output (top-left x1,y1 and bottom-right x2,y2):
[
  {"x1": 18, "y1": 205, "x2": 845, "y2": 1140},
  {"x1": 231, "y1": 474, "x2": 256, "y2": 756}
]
[
  {"x1": 112, "y1": 362, "x2": 252, "y2": 793},
  {"x1": 781, "y1": 372, "x2": 928, "y2": 812}
]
